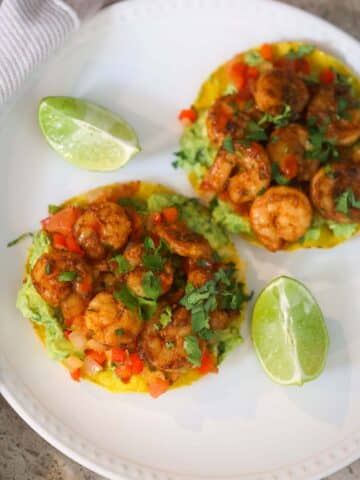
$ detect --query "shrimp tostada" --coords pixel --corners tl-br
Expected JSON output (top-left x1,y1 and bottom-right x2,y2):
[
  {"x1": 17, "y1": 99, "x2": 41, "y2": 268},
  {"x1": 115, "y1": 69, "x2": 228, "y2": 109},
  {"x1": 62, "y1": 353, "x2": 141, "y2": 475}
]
[
  {"x1": 17, "y1": 182, "x2": 250, "y2": 397},
  {"x1": 176, "y1": 42, "x2": 360, "y2": 251}
]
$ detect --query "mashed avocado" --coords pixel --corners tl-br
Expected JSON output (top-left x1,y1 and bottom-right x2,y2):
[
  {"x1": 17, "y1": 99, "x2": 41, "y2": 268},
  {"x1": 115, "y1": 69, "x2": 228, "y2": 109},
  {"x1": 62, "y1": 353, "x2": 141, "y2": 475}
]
[
  {"x1": 16, "y1": 231, "x2": 77, "y2": 360},
  {"x1": 175, "y1": 111, "x2": 217, "y2": 181},
  {"x1": 211, "y1": 199, "x2": 252, "y2": 235},
  {"x1": 147, "y1": 193, "x2": 229, "y2": 249}
]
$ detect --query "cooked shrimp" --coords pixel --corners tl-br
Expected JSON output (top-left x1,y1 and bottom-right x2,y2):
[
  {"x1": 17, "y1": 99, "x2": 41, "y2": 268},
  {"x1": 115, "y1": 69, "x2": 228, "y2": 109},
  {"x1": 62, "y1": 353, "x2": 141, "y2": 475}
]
[
  {"x1": 154, "y1": 222, "x2": 212, "y2": 259},
  {"x1": 227, "y1": 143, "x2": 271, "y2": 204},
  {"x1": 85, "y1": 292, "x2": 142, "y2": 347},
  {"x1": 74, "y1": 202, "x2": 131, "y2": 260},
  {"x1": 201, "y1": 147, "x2": 235, "y2": 192},
  {"x1": 254, "y1": 68, "x2": 309, "y2": 115},
  {"x1": 206, "y1": 93, "x2": 259, "y2": 146},
  {"x1": 249, "y1": 186, "x2": 313, "y2": 251},
  {"x1": 188, "y1": 266, "x2": 211, "y2": 288},
  {"x1": 310, "y1": 163, "x2": 360, "y2": 223},
  {"x1": 123, "y1": 243, "x2": 144, "y2": 269},
  {"x1": 139, "y1": 306, "x2": 201, "y2": 372},
  {"x1": 267, "y1": 124, "x2": 320, "y2": 181},
  {"x1": 307, "y1": 86, "x2": 360, "y2": 146},
  {"x1": 126, "y1": 261, "x2": 174, "y2": 298},
  {"x1": 60, "y1": 293, "x2": 87, "y2": 323},
  {"x1": 31, "y1": 251, "x2": 93, "y2": 307}
]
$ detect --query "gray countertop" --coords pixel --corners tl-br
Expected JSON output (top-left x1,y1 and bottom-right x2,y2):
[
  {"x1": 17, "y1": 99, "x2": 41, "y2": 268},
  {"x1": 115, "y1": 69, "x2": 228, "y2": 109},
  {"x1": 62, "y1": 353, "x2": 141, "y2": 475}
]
[{"x1": 1, "y1": 0, "x2": 360, "y2": 479}]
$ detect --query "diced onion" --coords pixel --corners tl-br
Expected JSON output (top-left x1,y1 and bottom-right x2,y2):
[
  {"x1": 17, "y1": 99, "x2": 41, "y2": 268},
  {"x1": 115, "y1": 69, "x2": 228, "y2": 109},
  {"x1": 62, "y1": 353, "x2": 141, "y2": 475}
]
[
  {"x1": 86, "y1": 338, "x2": 107, "y2": 352},
  {"x1": 82, "y1": 356, "x2": 103, "y2": 377},
  {"x1": 68, "y1": 331, "x2": 87, "y2": 351},
  {"x1": 64, "y1": 355, "x2": 83, "y2": 373}
]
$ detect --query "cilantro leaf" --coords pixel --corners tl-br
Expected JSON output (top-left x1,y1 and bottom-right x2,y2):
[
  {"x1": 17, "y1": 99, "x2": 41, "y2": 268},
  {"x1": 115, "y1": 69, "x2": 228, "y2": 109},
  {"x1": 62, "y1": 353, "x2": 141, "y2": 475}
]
[
  {"x1": 142, "y1": 271, "x2": 161, "y2": 300},
  {"x1": 114, "y1": 286, "x2": 139, "y2": 312},
  {"x1": 142, "y1": 254, "x2": 166, "y2": 271},
  {"x1": 144, "y1": 236, "x2": 155, "y2": 253},
  {"x1": 7, "y1": 231, "x2": 34, "y2": 248},
  {"x1": 258, "y1": 104, "x2": 292, "y2": 128},
  {"x1": 165, "y1": 341, "x2": 175, "y2": 349},
  {"x1": 244, "y1": 121, "x2": 268, "y2": 142},
  {"x1": 324, "y1": 164, "x2": 335, "y2": 179},
  {"x1": 115, "y1": 328, "x2": 124, "y2": 336},
  {"x1": 336, "y1": 97, "x2": 350, "y2": 120},
  {"x1": 57, "y1": 271, "x2": 77, "y2": 282},
  {"x1": 191, "y1": 306, "x2": 210, "y2": 333},
  {"x1": 138, "y1": 297, "x2": 157, "y2": 321},
  {"x1": 306, "y1": 117, "x2": 338, "y2": 163},
  {"x1": 184, "y1": 335, "x2": 202, "y2": 366},
  {"x1": 271, "y1": 163, "x2": 290, "y2": 185},
  {"x1": 223, "y1": 136, "x2": 234, "y2": 153},
  {"x1": 287, "y1": 44, "x2": 315, "y2": 60},
  {"x1": 118, "y1": 198, "x2": 147, "y2": 214},
  {"x1": 112, "y1": 254, "x2": 131, "y2": 274},
  {"x1": 159, "y1": 306, "x2": 172, "y2": 328}
]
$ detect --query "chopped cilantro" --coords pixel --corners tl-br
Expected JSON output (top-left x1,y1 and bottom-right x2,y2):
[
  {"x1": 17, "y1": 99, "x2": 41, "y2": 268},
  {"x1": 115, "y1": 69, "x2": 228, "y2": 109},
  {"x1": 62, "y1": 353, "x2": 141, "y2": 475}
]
[
  {"x1": 138, "y1": 297, "x2": 157, "y2": 321},
  {"x1": 112, "y1": 254, "x2": 131, "y2": 274},
  {"x1": 270, "y1": 135, "x2": 280, "y2": 144},
  {"x1": 257, "y1": 186, "x2": 267, "y2": 196},
  {"x1": 118, "y1": 198, "x2": 147, "y2": 214},
  {"x1": 287, "y1": 44, "x2": 315, "y2": 60},
  {"x1": 48, "y1": 204, "x2": 62, "y2": 214},
  {"x1": 304, "y1": 72, "x2": 320, "y2": 86},
  {"x1": 197, "y1": 258, "x2": 209, "y2": 268},
  {"x1": 335, "y1": 188, "x2": 360, "y2": 215},
  {"x1": 244, "y1": 50, "x2": 264, "y2": 66},
  {"x1": 45, "y1": 262, "x2": 52, "y2": 275},
  {"x1": 306, "y1": 117, "x2": 338, "y2": 163},
  {"x1": 7, "y1": 231, "x2": 34, "y2": 248},
  {"x1": 271, "y1": 163, "x2": 290, "y2": 185},
  {"x1": 165, "y1": 341, "x2": 175, "y2": 350},
  {"x1": 258, "y1": 104, "x2": 292, "y2": 128},
  {"x1": 223, "y1": 136, "x2": 234, "y2": 153},
  {"x1": 324, "y1": 164, "x2": 335, "y2": 179},
  {"x1": 142, "y1": 271, "x2": 161, "y2": 300},
  {"x1": 142, "y1": 236, "x2": 168, "y2": 272},
  {"x1": 144, "y1": 236, "x2": 155, "y2": 252},
  {"x1": 244, "y1": 120, "x2": 268, "y2": 142},
  {"x1": 57, "y1": 271, "x2": 77, "y2": 282},
  {"x1": 159, "y1": 306, "x2": 172, "y2": 328},
  {"x1": 184, "y1": 335, "x2": 202, "y2": 366},
  {"x1": 115, "y1": 328, "x2": 124, "y2": 336},
  {"x1": 336, "y1": 97, "x2": 350, "y2": 120},
  {"x1": 114, "y1": 286, "x2": 138, "y2": 312}
]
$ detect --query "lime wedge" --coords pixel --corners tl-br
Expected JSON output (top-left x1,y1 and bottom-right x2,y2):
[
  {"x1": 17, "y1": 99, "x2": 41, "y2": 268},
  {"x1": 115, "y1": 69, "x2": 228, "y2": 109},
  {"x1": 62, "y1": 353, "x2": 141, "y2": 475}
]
[
  {"x1": 38, "y1": 96, "x2": 141, "y2": 171},
  {"x1": 252, "y1": 276, "x2": 329, "y2": 386}
]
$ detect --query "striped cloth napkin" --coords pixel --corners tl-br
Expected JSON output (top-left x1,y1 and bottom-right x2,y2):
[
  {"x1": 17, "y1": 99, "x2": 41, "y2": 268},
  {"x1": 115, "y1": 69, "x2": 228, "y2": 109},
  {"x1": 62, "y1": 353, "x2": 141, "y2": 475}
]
[{"x1": 0, "y1": 0, "x2": 110, "y2": 105}]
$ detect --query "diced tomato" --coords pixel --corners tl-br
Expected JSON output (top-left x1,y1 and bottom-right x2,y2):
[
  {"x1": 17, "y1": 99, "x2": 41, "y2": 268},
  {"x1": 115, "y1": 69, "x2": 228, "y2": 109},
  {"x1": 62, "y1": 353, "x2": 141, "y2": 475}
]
[
  {"x1": 178, "y1": 108, "x2": 197, "y2": 125},
  {"x1": 260, "y1": 43, "x2": 273, "y2": 61},
  {"x1": 148, "y1": 378, "x2": 170, "y2": 398},
  {"x1": 197, "y1": 350, "x2": 218, "y2": 375},
  {"x1": 247, "y1": 66, "x2": 259, "y2": 79},
  {"x1": 129, "y1": 353, "x2": 144, "y2": 375},
  {"x1": 162, "y1": 207, "x2": 178, "y2": 223},
  {"x1": 64, "y1": 317, "x2": 74, "y2": 328},
  {"x1": 294, "y1": 58, "x2": 310, "y2": 75},
  {"x1": 320, "y1": 68, "x2": 336, "y2": 85},
  {"x1": 53, "y1": 233, "x2": 67, "y2": 250},
  {"x1": 63, "y1": 329, "x2": 72, "y2": 339},
  {"x1": 282, "y1": 155, "x2": 299, "y2": 179},
  {"x1": 86, "y1": 349, "x2": 106, "y2": 365},
  {"x1": 70, "y1": 368, "x2": 81, "y2": 382},
  {"x1": 151, "y1": 212, "x2": 163, "y2": 225},
  {"x1": 229, "y1": 61, "x2": 248, "y2": 90},
  {"x1": 111, "y1": 347, "x2": 127, "y2": 364},
  {"x1": 41, "y1": 206, "x2": 81, "y2": 236},
  {"x1": 77, "y1": 276, "x2": 92, "y2": 295},
  {"x1": 115, "y1": 364, "x2": 133, "y2": 383},
  {"x1": 65, "y1": 234, "x2": 83, "y2": 255}
]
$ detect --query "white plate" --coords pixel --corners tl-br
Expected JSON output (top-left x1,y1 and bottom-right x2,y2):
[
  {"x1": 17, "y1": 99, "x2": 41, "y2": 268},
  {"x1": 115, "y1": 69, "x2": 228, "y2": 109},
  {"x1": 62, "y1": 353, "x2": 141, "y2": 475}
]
[{"x1": 1, "y1": 0, "x2": 360, "y2": 478}]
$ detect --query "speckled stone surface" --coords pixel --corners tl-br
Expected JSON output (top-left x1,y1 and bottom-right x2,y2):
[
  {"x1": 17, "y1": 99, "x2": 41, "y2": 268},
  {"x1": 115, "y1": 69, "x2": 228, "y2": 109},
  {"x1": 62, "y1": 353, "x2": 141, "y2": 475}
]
[{"x1": 1, "y1": 1, "x2": 360, "y2": 479}]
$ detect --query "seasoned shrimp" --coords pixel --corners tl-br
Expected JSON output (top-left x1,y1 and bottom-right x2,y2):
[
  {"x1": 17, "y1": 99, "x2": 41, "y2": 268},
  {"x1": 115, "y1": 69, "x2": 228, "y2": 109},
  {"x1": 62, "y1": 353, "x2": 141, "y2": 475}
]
[
  {"x1": 227, "y1": 143, "x2": 271, "y2": 204},
  {"x1": 85, "y1": 292, "x2": 142, "y2": 347},
  {"x1": 209, "y1": 310, "x2": 233, "y2": 330},
  {"x1": 139, "y1": 307, "x2": 201, "y2": 371},
  {"x1": 267, "y1": 124, "x2": 320, "y2": 181},
  {"x1": 154, "y1": 222, "x2": 212, "y2": 259},
  {"x1": 254, "y1": 68, "x2": 309, "y2": 115},
  {"x1": 249, "y1": 186, "x2": 313, "y2": 251},
  {"x1": 307, "y1": 86, "x2": 360, "y2": 146},
  {"x1": 126, "y1": 262, "x2": 174, "y2": 298},
  {"x1": 31, "y1": 251, "x2": 93, "y2": 307},
  {"x1": 206, "y1": 93, "x2": 259, "y2": 146},
  {"x1": 202, "y1": 142, "x2": 271, "y2": 200},
  {"x1": 60, "y1": 293, "x2": 87, "y2": 323},
  {"x1": 310, "y1": 163, "x2": 360, "y2": 223},
  {"x1": 123, "y1": 243, "x2": 144, "y2": 269},
  {"x1": 74, "y1": 202, "x2": 131, "y2": 260}
]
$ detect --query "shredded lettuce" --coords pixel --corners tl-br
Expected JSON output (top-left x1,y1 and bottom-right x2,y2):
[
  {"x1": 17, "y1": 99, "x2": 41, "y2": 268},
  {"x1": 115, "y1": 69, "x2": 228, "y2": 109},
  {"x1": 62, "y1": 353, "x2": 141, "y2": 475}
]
[
  {"x1": 327, "y1": 221, "x2": 357, "y2": 239},
  {"x1": 211, "y1": 200, "x2": 252, "y2": 235},
  {"x1": 16, "y1": 231, "x2": 77, "y2": 360}
]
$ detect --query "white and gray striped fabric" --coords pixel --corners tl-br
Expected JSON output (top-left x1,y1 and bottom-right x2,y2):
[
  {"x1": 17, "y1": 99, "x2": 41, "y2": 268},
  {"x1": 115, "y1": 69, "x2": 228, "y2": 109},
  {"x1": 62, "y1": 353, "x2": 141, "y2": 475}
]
[{"x1": 0, "y1": 0, "x2": 82, "y2": 105}]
